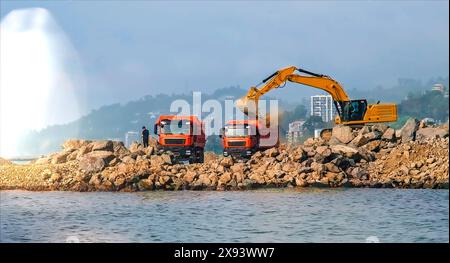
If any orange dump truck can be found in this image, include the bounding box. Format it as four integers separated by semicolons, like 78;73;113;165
220;119;279;159
153;115;206;163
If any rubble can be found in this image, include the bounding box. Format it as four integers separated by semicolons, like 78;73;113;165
0;118;448;191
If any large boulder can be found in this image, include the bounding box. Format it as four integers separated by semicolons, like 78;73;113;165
400;118;419;142
332;125;354;144
372;124;389;133
381;128;396;141
150;154;172;166
264;147;279;157
350;134;369;147
363;131;382;141
220;157;234;168
112;141;130;157
330;144;359;159
129;142;145;153
79;156;106;173
51;152;71;164
78;150;115;173
91;140;114;152
416;128;449;140
62;139;91;151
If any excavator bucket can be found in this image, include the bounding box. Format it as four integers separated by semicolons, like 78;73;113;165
235;96;258;118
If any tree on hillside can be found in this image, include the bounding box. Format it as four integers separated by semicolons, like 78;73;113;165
398;90;449;122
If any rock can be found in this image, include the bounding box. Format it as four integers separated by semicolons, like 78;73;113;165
350;134;369;147
264;148;279;157
145;146;155;156
49;173;62;183
220;157;234;168
325;163;341;173
364;140;381;152
330;145;359;158
138;179;154;190
129;142;144;153
183;171;197;184
303;138;316;147
219;172;232;185
0;157;13;166
372;124;389;133
88;174;102;187
109;158;120;166
350;167;369;180
76;145;92;158
230;163;245;173
327;136;341;146
357;148;375;162
416;128;449;140
332;125;354;144
51;152;71;164
79;151;115;173
150;154;172;166
292;148;306;162
66;150;79;161
315;146;332;158
364;131;382;141
79;156;106;173
84;151;115;164
249;173;265;184
35;157;51;165
401;118;419;142
91;140;114;152
358;126;371;136
161;154;172;165
298;167;313;173
113;142;131;157
62;139;91;152
395;129;402;139
121;156;135;164
382;128;395;141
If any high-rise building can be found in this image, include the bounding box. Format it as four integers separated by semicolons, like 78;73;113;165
310;95;336;122
286;120;306;144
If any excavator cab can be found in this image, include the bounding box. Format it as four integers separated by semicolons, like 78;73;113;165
339;100;367;122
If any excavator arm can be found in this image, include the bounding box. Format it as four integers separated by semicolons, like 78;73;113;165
236;66;350;117
236;66;397;125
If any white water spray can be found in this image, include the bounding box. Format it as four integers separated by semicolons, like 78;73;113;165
0;8;85;158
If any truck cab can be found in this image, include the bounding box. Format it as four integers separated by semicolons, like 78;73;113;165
220;119;278;159
154;115;206;163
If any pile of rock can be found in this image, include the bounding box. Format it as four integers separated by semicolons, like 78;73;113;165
0;158;12;166
0;118;448;191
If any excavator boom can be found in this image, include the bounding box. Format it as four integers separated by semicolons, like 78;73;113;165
236;66;397;125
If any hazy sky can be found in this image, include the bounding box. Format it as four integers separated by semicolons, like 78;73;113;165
1;0;449;111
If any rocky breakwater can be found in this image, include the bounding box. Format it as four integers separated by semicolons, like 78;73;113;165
0;118;448;191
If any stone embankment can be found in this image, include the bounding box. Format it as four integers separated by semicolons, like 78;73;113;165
0;118;448;191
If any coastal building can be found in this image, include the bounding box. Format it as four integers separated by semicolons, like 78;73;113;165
310;95;336;122
286;120;306;144
431;84;445;93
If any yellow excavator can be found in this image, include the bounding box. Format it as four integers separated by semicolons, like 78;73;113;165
236;66;398;138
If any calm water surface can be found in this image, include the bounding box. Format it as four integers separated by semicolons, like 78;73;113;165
1;188;448;242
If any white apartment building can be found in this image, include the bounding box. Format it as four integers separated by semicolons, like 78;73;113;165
286;120;306;144
310;95;336;122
